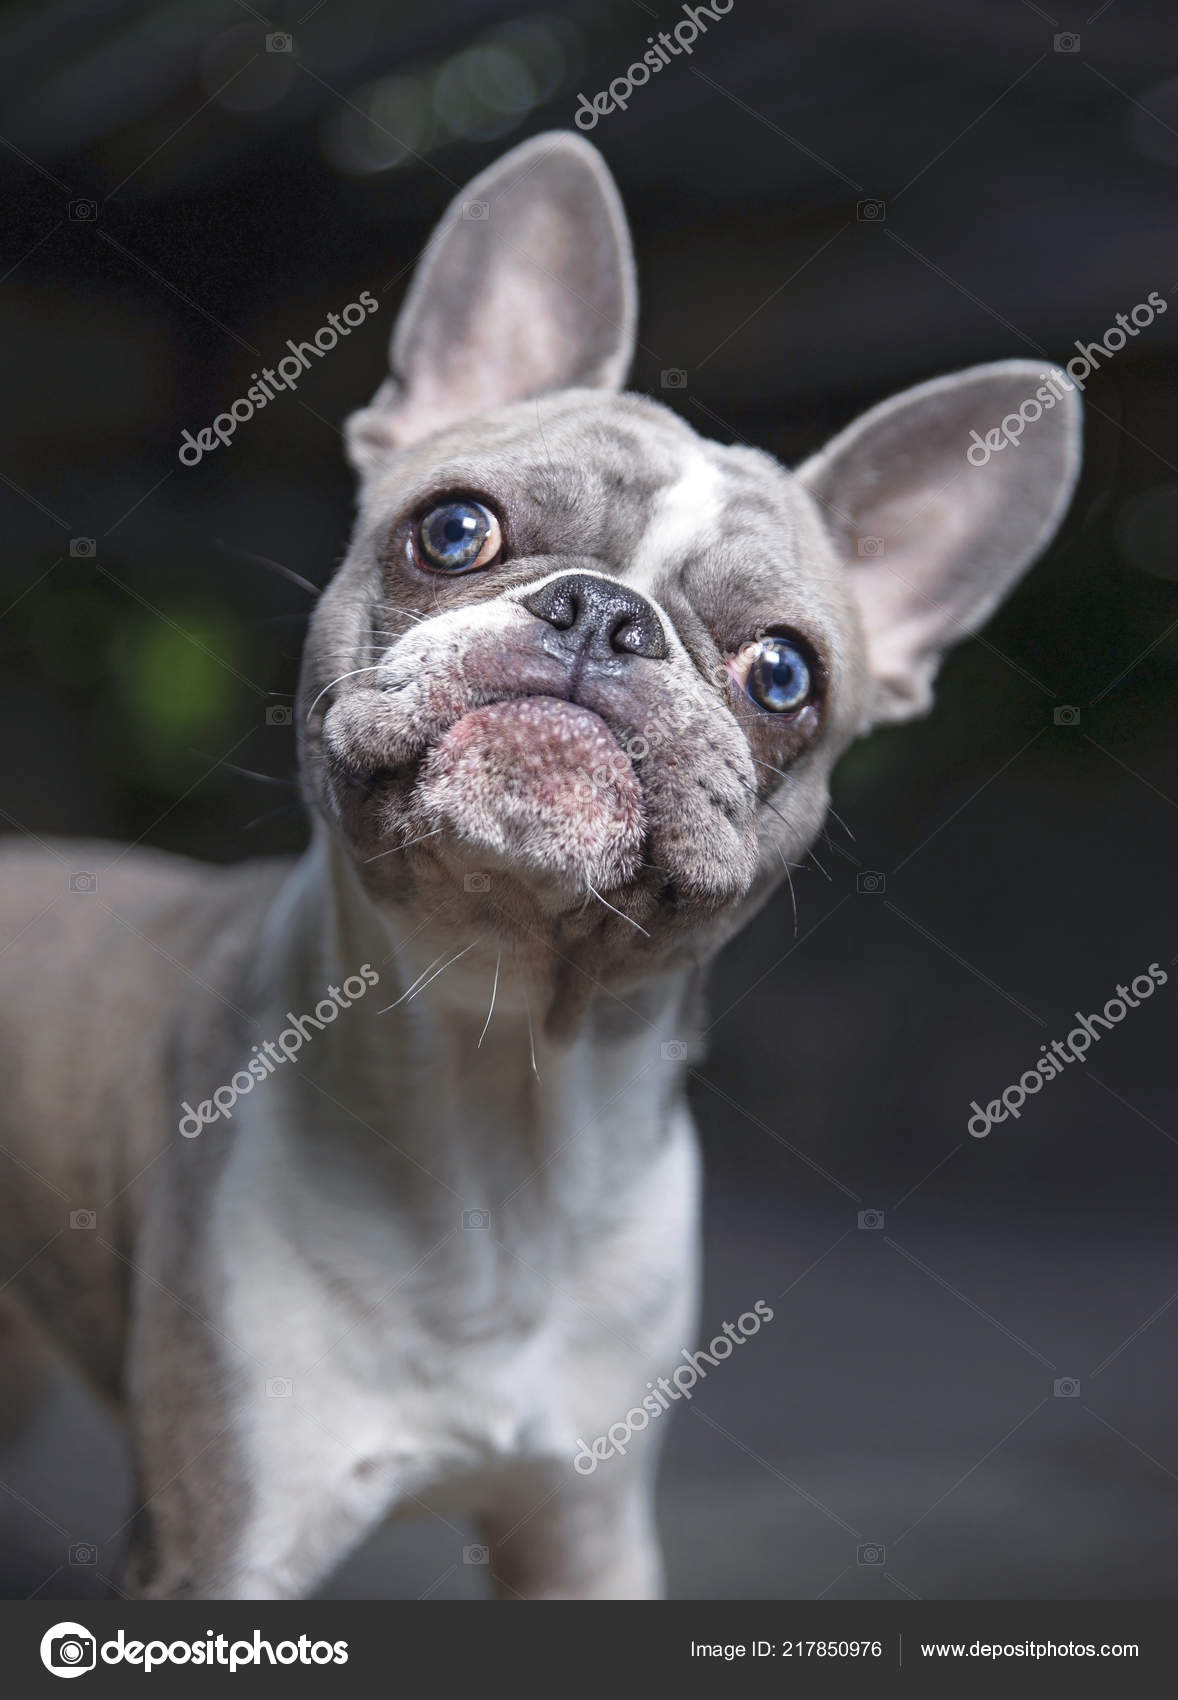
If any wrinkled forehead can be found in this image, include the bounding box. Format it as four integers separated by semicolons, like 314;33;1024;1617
359;390;847;628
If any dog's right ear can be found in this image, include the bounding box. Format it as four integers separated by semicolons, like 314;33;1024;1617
347;132;636;474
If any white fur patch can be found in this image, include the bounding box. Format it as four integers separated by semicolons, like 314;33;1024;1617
626;443;726;594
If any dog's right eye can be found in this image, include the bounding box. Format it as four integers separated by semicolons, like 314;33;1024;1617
411;500;502;574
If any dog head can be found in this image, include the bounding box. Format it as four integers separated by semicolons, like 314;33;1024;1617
299;133;1080;991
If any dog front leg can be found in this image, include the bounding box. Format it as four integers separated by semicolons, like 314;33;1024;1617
479;1460;664;1600
120;1292;401;1600
121;1407;403;1601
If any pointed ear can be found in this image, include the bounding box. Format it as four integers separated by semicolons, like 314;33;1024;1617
798;360;1082;725
347;132;636;473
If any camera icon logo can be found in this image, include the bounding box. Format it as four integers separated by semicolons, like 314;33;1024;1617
69;1210;96;1230
660;368;688;389
857;1542;886;1565
462;1208;491;1230
266;1377;293;1397
856;871;885;895
856;198;886;222
70;538;96;558
68;1543;98;1566
1054;32;1080;52
464;872;490;893
265;705;293;726
1054;1376;1080;1398
462;200;489;221
858;1209;884;1230
463;1543;490;1564
266;31;293;52
660;1040;688;1061
40;1622;96;1677
68;200;98;222
1053;705;1080;726
69;872;96;894
857;535;885;557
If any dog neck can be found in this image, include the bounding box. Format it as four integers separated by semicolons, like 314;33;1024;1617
251;823;699;1210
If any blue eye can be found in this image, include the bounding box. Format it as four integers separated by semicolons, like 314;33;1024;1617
745;636;812;714
414;500;502;573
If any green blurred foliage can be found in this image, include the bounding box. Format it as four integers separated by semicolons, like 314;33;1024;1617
105;610;247;794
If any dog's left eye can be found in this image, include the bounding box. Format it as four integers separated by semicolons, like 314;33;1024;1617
744;636;812;713
412;500;502;573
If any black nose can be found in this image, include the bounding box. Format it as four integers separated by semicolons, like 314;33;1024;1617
520;573;668;661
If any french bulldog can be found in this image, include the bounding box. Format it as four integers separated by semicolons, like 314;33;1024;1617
0;131;1080;1599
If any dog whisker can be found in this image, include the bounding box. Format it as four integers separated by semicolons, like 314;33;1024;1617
244;803;301;832
219;761;297;789
363;827;443;865
807;847;832;881
304;664;383;724
817;826;859;869
478;951;501;1049
378;949;448;1012
737;763;809;922
404;940;479;1004
777;850;799;937
215;540;320;598
379;941;478;1013
735;773;794;836
535;397;558;477
585;883;650;937
523;981;540;1082
749;757;856;842
824;803;856;841
373;605;426;626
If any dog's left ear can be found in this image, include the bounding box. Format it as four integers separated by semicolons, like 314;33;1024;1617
798;360;1082;725
347;132;636;473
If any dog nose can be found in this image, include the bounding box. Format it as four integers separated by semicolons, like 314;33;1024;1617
520;573;668;661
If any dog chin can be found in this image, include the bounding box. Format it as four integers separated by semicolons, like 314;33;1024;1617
409;695;646;896
324;684;759;922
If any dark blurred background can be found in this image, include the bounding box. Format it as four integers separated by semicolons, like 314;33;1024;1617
2;0;1177;1601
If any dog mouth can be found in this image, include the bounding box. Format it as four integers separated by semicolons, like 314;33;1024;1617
322;665;762;920
409;695;647;892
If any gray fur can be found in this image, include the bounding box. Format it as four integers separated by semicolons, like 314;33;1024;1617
0;131;1080;1599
